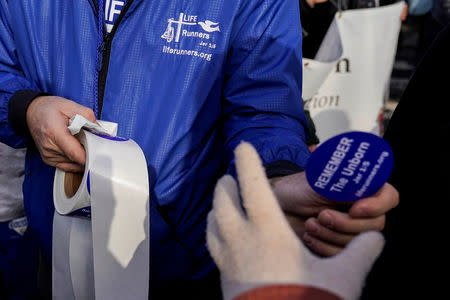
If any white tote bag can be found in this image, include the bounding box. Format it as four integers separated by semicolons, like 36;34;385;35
302;2;404;142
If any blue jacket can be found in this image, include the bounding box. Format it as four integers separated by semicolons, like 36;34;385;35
0;0;310;286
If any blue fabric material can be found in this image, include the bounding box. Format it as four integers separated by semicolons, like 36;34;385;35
0;0;310;284
0;221;23;278
0;223;40;299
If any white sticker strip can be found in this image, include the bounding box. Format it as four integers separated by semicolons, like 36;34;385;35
68;114;118;137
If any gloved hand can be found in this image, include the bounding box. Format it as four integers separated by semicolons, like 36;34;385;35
207;142;385;300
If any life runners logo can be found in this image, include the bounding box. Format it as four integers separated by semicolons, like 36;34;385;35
161;12;219;62
161;12;220;43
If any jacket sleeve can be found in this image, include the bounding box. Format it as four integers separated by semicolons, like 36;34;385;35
233;285;342;300
0;0;41;148
222;0;311;176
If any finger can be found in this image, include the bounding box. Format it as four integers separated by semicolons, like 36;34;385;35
41;141;77;161
271;172;333;216
54;162;85;173
349;183;399;218
79;106;97;123
54;128;87;166
212;175;246;241
44;153;78;165
302;232;344;257
318;209;385;234
39;144;68;165
41;146;84;170
305;218;354;247
332;231;385;277
401;4;408;21
322;231;385;300
38;142;83;172
206;211;226;268
234;142;284;224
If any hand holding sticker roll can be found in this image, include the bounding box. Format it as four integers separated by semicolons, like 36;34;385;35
26;96;97;172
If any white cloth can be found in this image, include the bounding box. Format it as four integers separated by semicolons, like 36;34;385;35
303;2;404;142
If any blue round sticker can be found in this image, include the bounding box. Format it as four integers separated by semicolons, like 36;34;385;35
92;132;129;141
305;131;393;202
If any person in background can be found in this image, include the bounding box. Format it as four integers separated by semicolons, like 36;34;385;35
207;142;385;300
300;0;408;59
417;0;450;61
304;110;320;152
364;21;450;300
299;0;407;148
298;2;408;298
431;0;450;27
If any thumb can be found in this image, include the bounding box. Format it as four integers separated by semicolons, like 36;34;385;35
234;142;285;225
61;99;97;124
73;105;97;124
322;231;385;300
54;129;86;166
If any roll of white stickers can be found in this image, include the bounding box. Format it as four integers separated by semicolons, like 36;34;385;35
52;116;149;300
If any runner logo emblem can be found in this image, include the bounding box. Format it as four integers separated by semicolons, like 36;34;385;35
161;12;220;43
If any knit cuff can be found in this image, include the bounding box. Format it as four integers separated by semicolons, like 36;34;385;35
265;160;304;178
8;90;50;138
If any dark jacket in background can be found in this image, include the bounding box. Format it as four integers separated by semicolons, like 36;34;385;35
362;22;450;300
432;0;450;26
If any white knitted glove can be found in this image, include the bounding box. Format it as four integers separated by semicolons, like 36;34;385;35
207;142;385;300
